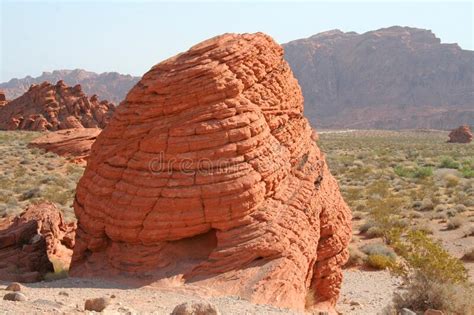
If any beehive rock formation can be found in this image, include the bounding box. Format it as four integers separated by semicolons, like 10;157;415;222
447;125;473;143
71;33;351;312
29;128;101;163
0;202;76;282
0;81;115;131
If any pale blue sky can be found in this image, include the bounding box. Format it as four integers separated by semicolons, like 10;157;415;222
1;0;472;82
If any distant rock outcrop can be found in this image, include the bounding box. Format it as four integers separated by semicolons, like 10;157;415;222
70;33;351;313
284;26;474;129
0;81;115;131
0;69;139;104
0;202;76;283
447;125;473;143
0;91;6;107
29;128;101;162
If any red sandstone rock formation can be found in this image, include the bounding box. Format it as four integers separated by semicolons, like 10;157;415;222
0;81;115;131
29;128;101;162
447;125;473;143
0;202;76;282
70;33;351;313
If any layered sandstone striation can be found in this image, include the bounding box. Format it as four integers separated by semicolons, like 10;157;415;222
448;125;473;143
29;128;101;162
0;81;115;131
71;33;351;312
0;202;76;282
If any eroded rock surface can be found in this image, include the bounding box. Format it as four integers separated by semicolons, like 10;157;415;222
29;128;101;162
0;202;76;282
0;81;115;131
71;32;351;312
0;90;6;107
447;125;473;143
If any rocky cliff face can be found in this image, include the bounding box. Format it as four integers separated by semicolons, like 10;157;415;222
70;32;351;313
0;69;139;104
0;81;115;131
284;26;474;129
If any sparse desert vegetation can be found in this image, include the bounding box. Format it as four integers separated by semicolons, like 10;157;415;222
0;131;83;221
1;129;473;314
319;129;474;314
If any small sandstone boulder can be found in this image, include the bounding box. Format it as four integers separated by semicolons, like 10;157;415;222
424;310;444;315
29;128;100;163
84;297;110;312
3;292;27;302
171;301;221;315
447;125;473;143
5;282;23;292
0;202;76;283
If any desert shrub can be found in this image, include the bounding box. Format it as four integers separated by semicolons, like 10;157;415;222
418;198;434;211
446;217;463;230
434;204;447;212
392;273;474;314
413;166;433;178
394;165;411;178
444;173;460;187
391;230;467;283
460;166;474;178
439;157;460;169
359;221;376;234
454;204;467;213
462;248;474;262
345;245;367;267
365;254;395;270
463;226;474;237
413;223;433;235
361;243;396;260
366;226;384;238
394;165;432;178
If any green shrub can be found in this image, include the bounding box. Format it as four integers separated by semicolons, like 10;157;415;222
365;254;395;270
413;166;433;178
391;230;467;283
439;157;460;169
460;166;474;178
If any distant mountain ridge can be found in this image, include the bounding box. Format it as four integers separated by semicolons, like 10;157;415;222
2;27;473;130
283;26;474;129
0;69;140;104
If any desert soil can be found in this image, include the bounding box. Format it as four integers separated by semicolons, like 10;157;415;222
0;269;398;315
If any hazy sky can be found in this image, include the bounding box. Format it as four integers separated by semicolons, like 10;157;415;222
1;0;472;82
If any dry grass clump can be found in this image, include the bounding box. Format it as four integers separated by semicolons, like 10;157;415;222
345;245;367;267
446;216;464;230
